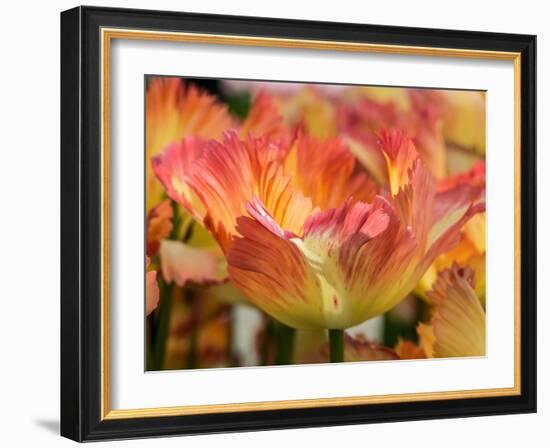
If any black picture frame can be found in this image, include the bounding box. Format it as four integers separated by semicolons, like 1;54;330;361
61;5;536;442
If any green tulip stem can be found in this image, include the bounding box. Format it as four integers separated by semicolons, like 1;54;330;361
186;327;198;369
150;279;173;370
329;329;344;363
275;322;295;365
148;200;182;371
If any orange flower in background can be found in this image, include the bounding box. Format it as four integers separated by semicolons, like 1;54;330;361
395;323;435;359
159;240;227;287
394;339;426;360
400;264;485;360
337;89;449;184
145;256;159;316
340;334;398;362
240;91;289;141
148;86;289;205
407;89;448;179
417;161;486;301
146;199;173;256
145;78;233;212
441;91;486;155
280;86;338;139
426;264;486;357
337;96;405;184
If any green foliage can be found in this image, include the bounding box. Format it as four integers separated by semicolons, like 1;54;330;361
226;92;251;119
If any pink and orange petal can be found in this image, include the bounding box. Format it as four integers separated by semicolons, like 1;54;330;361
145;256;160;316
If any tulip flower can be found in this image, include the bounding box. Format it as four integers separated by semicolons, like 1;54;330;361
223;131;484;335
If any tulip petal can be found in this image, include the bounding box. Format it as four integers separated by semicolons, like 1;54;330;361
394;339;426;360
284;135;377;209
151;137;207;222
341;334;399;362
416;322;436;358
282;87;337;139
441;91;486;155
320;333;398;362
394;322;435;359
432;161;486;227
188;131;314;250
240;91;287;141
145;256;159;316
337;99;409;185
428;264;486;357
345;137;388;185
228;196;398;329
378;129;419;195
423;201;486;274
159;240;227;287
227;216;325;329
407;89;448;179
146;199;173;256
415;162;486;301
391;160;436;246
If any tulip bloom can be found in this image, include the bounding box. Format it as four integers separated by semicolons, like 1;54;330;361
224;131;484;329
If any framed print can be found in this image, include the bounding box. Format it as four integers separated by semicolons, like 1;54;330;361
60;6;537;442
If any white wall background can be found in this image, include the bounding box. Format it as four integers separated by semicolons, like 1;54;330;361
0;0;546;446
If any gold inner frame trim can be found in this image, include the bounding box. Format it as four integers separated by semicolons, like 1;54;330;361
100;27;522;420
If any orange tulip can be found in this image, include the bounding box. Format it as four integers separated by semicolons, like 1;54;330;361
222;131;484;329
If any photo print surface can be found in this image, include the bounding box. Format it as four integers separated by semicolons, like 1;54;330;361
144;76;486;371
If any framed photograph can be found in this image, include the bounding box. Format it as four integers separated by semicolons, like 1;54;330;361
60;6;536;442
